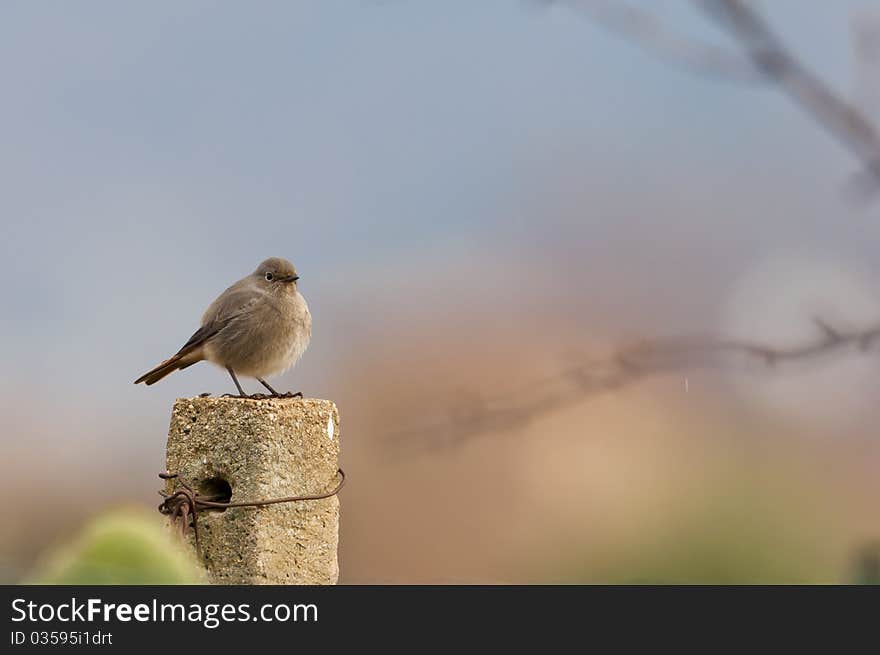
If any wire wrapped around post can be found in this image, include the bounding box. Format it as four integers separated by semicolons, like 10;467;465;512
158;469;345;553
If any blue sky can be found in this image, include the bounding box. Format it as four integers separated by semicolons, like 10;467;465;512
2;0;879;451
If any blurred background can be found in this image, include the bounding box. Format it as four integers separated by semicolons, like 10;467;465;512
3;0;880;583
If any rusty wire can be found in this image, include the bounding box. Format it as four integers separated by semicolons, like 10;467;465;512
158;469;345;552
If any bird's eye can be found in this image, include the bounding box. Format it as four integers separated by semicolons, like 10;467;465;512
265;272;274;281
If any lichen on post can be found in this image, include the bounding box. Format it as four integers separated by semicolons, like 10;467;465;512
164;396;340;585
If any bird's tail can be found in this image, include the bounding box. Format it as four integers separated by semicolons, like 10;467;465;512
134;352;201;385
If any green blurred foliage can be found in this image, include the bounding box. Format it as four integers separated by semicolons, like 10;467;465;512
850;541;880;585
555;476;838;584
25;507;203;585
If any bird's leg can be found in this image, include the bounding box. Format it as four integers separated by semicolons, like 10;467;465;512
257;377;280;396
257;377;302;399
226;367;247;397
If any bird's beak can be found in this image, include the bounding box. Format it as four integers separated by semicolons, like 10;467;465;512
281;275;299;283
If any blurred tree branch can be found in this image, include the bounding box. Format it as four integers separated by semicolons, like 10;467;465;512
388;3;880;453
554;0;761;81
552;0;880;194
697;0;880;193
390;317;880;453
852;9;880;119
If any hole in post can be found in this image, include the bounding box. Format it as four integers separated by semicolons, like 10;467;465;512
198;477;232;512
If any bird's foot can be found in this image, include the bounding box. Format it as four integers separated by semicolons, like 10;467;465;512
218;391;302;399
251;391;302;399
199;392;212;398
254;377;301;398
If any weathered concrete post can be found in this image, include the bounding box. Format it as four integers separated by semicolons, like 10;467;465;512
164;396;340;584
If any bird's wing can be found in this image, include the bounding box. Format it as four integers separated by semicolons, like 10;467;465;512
174;324;219;356
175;285;263;356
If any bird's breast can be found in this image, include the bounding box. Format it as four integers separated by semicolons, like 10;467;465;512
263;293;311;374
205;291;311;377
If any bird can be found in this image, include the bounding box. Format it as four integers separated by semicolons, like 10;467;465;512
134;257;311;397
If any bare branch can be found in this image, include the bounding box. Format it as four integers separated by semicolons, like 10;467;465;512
549;0;880;193
558;0;761;82
396;2;880;454
388;318;880;454
696;0;880;192
853;9;880;119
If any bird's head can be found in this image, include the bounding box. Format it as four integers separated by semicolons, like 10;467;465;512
254;257;300;290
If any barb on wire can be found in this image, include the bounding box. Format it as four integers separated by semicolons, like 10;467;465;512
388;318;880;453
158;469;345;552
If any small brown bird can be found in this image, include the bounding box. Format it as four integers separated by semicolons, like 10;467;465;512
134;257;311;397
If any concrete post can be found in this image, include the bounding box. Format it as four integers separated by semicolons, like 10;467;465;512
164;396;340;585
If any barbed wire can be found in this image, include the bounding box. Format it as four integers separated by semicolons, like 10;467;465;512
388;318;880;453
